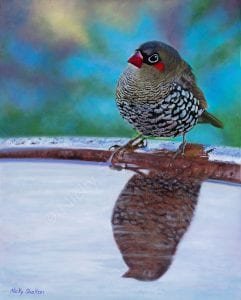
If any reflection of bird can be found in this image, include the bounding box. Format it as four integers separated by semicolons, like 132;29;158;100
116;41;223;152
112;170;203;281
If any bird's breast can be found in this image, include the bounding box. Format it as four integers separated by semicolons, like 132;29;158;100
116;68;168;102
116;80;204;137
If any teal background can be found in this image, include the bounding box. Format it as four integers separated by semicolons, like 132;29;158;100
0;0;240;146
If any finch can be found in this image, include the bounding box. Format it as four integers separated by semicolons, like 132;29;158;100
116;41;223;150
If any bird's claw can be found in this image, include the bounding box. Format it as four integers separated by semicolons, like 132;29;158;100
108;135;147;169
109;144;120;151
172;140;187;160
135;137;147;149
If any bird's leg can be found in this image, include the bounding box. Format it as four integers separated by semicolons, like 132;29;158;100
108;134;147;168
180;133;187;155
109;134;147;151
127;134;147;150
173;133;187;159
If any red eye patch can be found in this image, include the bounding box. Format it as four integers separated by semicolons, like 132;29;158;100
154;62;165;72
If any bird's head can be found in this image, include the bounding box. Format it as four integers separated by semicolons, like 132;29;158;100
128;41;182;74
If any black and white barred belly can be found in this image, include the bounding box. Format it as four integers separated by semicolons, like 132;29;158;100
116;83;204;137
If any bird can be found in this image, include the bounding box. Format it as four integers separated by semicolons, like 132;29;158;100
115;40;223;154
112;168;204;281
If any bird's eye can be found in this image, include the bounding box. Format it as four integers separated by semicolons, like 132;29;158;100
148;53;159;64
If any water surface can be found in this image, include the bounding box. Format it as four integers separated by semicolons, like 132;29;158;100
0;161;241;299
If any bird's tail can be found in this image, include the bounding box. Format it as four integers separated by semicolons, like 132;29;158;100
199;111;224;128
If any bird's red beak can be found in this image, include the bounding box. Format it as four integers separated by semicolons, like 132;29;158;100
128;51;143;68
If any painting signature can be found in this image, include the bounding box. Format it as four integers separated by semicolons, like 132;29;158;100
10;288;45;296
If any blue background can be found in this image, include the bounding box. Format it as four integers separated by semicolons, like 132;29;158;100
0;0;240;146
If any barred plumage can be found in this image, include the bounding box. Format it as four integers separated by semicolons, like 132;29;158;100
117;81;204;137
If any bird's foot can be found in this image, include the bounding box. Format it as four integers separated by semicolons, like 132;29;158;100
109;135;147;151
109;144;121;151
173;140;187;159
171;143;209;163
108;135;147;170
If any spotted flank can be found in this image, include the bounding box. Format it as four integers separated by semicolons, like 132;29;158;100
116;83;204;138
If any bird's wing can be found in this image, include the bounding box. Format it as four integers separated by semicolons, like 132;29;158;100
180;62;207;109
179;62;223;128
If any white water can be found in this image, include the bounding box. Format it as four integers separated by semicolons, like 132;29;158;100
0;161;241;300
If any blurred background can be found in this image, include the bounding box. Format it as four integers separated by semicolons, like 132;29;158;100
0;0;240;147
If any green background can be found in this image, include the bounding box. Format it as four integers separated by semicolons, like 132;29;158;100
0;0;240;146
